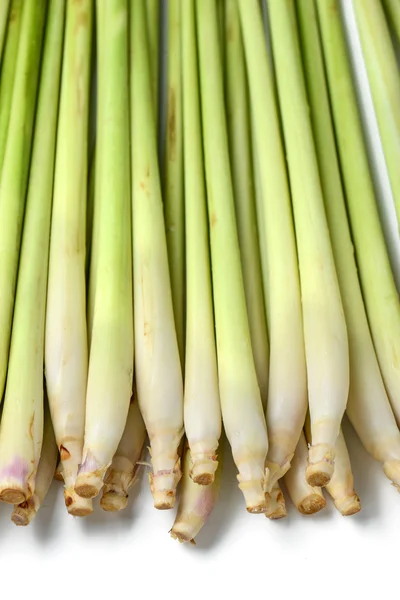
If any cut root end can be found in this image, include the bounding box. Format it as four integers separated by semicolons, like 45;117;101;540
0;489;27;505
11;507;35;526
100;491;128;512
298;493;326;515
383;460;400;490
189;454;218;486
333;494;361;516
306;460;334;488
265;490;287;520
152;489;176;510
170;526;196;544
74;472;104;499
64;488;93;517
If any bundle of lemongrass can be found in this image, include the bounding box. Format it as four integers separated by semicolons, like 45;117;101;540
0;0;398;545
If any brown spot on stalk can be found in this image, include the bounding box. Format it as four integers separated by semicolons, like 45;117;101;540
167;88;177;160
210;212;218;228
65;495;73;507
29;413;35;440
60;445;71;461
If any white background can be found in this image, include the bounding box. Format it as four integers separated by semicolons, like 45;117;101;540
3;1;400;598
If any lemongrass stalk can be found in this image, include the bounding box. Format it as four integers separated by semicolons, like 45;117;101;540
170;441;223;544
382;0;400;43
130;0;183;510
0;0;61;506
0;0;10;64
100;398;147;512
267;0;349;487
296;0;400;490
224;0;269;407
181;0;221;485
0;0;23;174
54;461;63;482
45;0;93;517
197;0;268;513
265;481;287;520
85;146;96;282
75;0;134;500
164;0;184;363
86;143;98;349
317;0;400;425
325;429;361;516
146;0;159;124
237;0;307;491
354;0;400;229
11;398;58;526
0;0;46;410
284;432;326;515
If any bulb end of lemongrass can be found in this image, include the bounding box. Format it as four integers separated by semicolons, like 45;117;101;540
11;506;36;527
74;473;104;499
100;491;129;512
238;480;267;514
333;494;361;516
169;526;197;544
11;501;37;526
298;493;326;515
265;488;287;520
306;444;335;487
0;488;27;505
188;448;218;485
149;458;182;510
265;458;293;492
64;488;93;516
382;460;400;489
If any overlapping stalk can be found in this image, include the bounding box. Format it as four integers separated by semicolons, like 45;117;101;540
297;0;400;490
382;0;400;43
0;0;46;411
181;0;221;486
12;398;58;526
237;0;307;492
197;0;268;513
0;0;23;174
75;0;134;500
164;0;184;362
0;0;47;504
354;0;400;230
316;0;400;430
325;429;360;516
170;443;222;543
100;397;146;512
224;0;269;408
146;0;160;123
0;0;10;64
45;0;93;516
267;0;349;487
130;0;184;510
284;432;326;515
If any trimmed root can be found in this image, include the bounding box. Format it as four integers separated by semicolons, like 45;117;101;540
0;488;27;505
149;457;182;510
265;458;293;493
64;488;93;516
170;526;196;544
383;460;400;490
306;443;335;487
298;493;326;515
100;490;128;512
265;486;287;520
190;453;218;486
333;493;361;516
74;472;104;499
11;503;36;526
